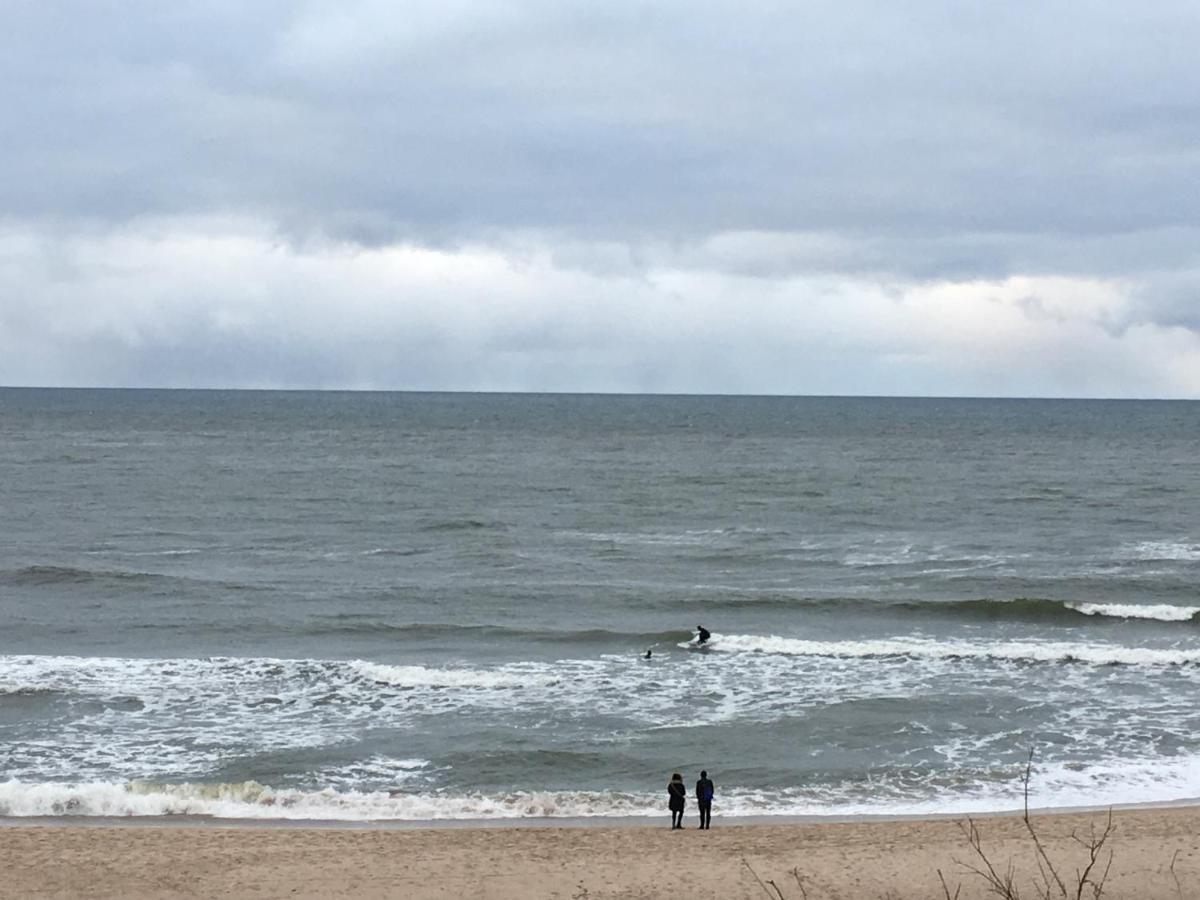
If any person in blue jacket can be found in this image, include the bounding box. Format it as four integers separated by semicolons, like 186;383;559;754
695;770;714;829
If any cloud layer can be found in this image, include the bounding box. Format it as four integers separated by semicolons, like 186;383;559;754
2;2;1198;395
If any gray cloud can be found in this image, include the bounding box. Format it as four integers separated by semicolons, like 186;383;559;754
1127;271;1200;332
2;2;1199;393
1;221;1196;397
5;3;1200;255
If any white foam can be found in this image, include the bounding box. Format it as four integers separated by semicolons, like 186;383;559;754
301;756;433;791
1068;602;1200;622
6;648;1200;801
0;780;660;820
6;753;1200;820
351;662;553;689
844;544;916;567
1122;540;1200;562
570;530;727;547
707;633;1200;667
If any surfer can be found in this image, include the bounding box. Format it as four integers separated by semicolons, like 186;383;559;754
696;625;711;645
644;648;652;659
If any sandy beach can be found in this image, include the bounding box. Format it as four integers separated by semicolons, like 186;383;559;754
3;806;1199;899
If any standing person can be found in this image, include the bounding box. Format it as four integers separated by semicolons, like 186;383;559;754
696;625;711;645
667;773;686;829
695;770;714;829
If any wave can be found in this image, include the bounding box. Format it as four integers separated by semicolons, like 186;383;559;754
351;662;557;689
0;780;661;820
305;620;689;645
0;653;585;704
701;633;1200;667
681;594;1200;624
0;565;176;587
1069;602;1200;622
6;753;1200;819
0;563;267;594
914;598;1200;624
1121;540;1200;562
0;779;660;820
419;519;506;533
570;527;778;547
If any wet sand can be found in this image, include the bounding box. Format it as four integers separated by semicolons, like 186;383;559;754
3;806;1200;898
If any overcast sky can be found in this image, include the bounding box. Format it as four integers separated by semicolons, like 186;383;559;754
2;1;1198;396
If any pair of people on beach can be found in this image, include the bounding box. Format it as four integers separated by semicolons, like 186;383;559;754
668;770;714;829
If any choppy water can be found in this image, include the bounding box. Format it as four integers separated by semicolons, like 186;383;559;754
1;389;1198;820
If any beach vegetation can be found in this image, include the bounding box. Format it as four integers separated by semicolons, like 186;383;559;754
954;749;1114;900
745;749;1133;900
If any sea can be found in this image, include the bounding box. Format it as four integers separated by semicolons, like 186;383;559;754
1;389;1198;822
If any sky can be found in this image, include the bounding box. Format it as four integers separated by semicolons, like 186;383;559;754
2;1;1199;396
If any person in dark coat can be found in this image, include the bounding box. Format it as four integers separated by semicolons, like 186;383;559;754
695;770;714;829
667;772;686;829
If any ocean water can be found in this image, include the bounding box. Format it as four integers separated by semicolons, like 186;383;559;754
1;389;1198;821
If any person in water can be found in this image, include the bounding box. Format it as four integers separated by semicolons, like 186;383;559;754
695;770;714;829
696;625;711;645
667;773;686;829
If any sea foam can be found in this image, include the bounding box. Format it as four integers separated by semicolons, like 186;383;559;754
1068;602;1200;622
703;634;1200;666
5;752;1200;821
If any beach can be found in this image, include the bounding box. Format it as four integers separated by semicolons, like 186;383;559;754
3;806;1199;899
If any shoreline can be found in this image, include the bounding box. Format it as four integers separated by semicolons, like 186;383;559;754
4;795;1199;830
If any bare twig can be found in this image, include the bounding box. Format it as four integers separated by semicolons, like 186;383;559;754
792;868;811;900
1023;748;1033;823
1020;750;1069;899
1067;808;1115;900
959;749;1120;900
1169;848;1184;900
938;868;962;900
791;867;810;900
958;817;1021;899
743;857;780;899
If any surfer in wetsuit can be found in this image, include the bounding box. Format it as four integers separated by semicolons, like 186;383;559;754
696;625;711;645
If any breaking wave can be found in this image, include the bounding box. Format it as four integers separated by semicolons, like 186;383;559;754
6;751;1200;820
0;780;660;820
683;595;1200;624
702;633;1200;667
929;598;1200;624
1068;602;1200;622
1121;541;1200;562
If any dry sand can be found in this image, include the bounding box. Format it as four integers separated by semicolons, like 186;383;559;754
3;806;1200;899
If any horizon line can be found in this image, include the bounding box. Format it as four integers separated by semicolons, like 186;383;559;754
0;385;1195;403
